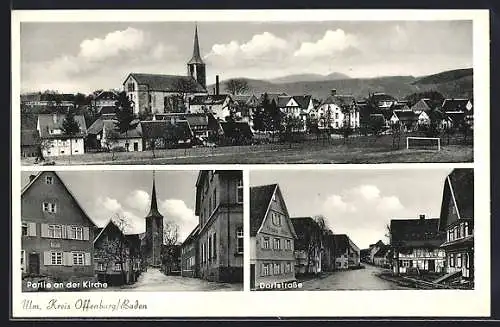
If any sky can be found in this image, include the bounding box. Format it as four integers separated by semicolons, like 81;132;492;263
250;168;455;249
21;170;199;242
20;20;472;93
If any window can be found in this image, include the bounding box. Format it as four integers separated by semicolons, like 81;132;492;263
262;263;270;276
273;263;281;275
213;233;217;259
114;263;122;271
285;262;291;273
127;83;135;92
236;228;243;254
457;253;462;268
286;239;292;250
263;237;270;249
237;179;243;204
449;254;455;267
207;236;211;262
271;212;281;226
464;222;469;236
21;250;25;272
42;202;57;213
460;223;465;238
274;238;281;250
72;252;84;266
48;225;62;238
51;252;63;265
22;223;27;236
68;226;83;240
448;229;453;242
272;193;276;202
45;176;53;184
97;262;106;271
213;188;217;210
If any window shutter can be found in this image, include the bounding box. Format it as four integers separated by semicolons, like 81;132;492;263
63;252;73;266
43;251;51;265
62;225;68;239
83;227;90;241
28;223;37;236
84;252;91;266
41;224;49;238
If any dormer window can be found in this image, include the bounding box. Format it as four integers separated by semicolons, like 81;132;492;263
49;129;62;135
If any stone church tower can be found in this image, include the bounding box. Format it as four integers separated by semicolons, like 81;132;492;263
144;172;164;267
187;24;206;89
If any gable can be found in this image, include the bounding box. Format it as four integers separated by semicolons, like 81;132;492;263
21;171;95;227
286;98;299;107
259;187;295;238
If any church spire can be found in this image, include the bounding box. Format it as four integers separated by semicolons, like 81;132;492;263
188;23;204;65
146;171;162;218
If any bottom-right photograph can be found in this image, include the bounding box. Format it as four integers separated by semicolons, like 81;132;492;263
249;168;474;291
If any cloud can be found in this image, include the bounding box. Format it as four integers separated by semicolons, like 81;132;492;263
79;27;146;62
376;195;404;211
126;190;150;212
323;194;357;213
96;196;122;212
293;29;358;58
159;199;198;241
206;31;289;66
353;185;381;201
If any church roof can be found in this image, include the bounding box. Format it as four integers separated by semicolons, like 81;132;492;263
146;174;163;218
187;25;204;65
126;73;206;93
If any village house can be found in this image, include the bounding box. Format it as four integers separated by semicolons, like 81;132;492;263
219;121;254;146
231;94;260;127
92;90;118;109
184;171;244;282
188;94;232;121
390;110;419;131
180;225;199;278
123;26;208;115
140;120;193;150
373;245;392;268
36;113;87;157
360;248;371;263
86;118;143;152
290;217;324;275
370;92;398;110
250;184;297;290
390;214;446;275
153;112;219;141
93;220;142;286
21;92;76;108
410;98;435;114
21;130;40;158
316;90;360;130
368;240;385;264
333;234;360;269
438;168;474;282
21;172;96;289
441;98;474;128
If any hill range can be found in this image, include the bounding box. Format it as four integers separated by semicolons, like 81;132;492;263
209;68;473;100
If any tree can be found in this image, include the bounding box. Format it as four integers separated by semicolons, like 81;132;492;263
225;78;250;95
368;115;386;140
339;105;354;145
61;109;81;164
405;90;444;108
391;121;403;150
161;221;180;275
114;91;135;151
172;78;199;113
94;214;134;285
102;129;120;161
36;139;52;163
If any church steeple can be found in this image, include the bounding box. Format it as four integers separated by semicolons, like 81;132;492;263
187;23;207;89
146;171;162;218
188;24;204;65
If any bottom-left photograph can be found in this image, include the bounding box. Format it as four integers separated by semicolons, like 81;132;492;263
19;170;244;292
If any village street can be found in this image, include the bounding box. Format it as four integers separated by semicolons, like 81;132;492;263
300;264;410;291
102;268;243;292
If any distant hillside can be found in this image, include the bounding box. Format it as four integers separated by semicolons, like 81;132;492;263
268;72;350;84
413;68;473;85
211;68;473;101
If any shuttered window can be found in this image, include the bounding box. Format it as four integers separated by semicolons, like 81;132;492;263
72;252;84;266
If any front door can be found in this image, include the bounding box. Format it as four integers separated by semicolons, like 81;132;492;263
428;259;435;272
28;253;40;275
134;142;139;151
250;264;255;290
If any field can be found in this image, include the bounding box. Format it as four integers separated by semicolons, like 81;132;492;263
22;134;473;165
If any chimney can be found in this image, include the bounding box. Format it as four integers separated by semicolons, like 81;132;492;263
215;75;220;95
331;89;337;96
419;214;425;221
29;174;37;182
213;87;216;95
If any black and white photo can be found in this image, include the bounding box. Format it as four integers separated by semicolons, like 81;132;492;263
20;170;244;292
20;20;474;165
249;168;474;291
